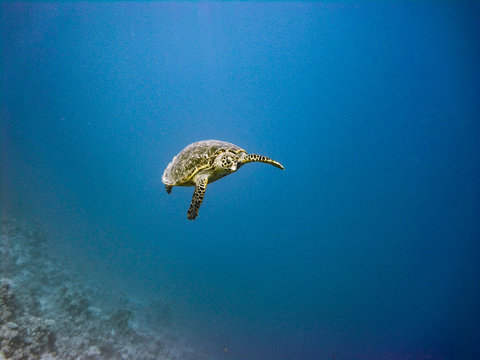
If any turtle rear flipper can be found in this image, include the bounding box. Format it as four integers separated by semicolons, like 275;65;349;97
187;175;208;220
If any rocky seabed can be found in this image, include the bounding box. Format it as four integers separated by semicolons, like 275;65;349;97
0;218;198;360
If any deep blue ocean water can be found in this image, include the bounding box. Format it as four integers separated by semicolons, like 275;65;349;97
1;2;480;359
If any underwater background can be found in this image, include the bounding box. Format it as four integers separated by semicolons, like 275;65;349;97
1;2;480;359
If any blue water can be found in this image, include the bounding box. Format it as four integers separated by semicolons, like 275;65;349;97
2;2;480;359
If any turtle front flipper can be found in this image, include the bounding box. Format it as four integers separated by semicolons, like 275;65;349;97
241;154;284;170
165;185;173;194
187;175;208;220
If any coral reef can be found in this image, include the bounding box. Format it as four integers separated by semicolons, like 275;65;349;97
0;218;197;359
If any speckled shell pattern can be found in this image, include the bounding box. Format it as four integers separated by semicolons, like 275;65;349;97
162;140;246;186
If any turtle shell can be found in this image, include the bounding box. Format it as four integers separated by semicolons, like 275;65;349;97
162;140;246;186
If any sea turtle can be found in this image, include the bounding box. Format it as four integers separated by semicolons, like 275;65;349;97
162;140;284;220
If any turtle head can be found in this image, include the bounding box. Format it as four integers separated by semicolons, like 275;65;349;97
214;152;238;173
